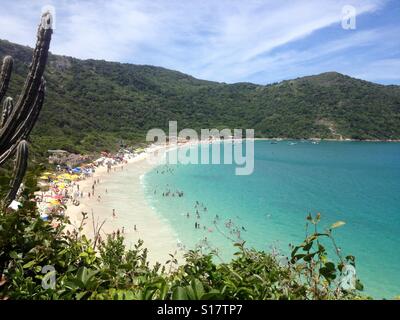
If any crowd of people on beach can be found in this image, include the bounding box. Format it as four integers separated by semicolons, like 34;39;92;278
35;150;135;223
33;141;250;260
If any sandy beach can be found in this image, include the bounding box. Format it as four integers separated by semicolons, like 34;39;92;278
62;138;242;265
65;145;185;265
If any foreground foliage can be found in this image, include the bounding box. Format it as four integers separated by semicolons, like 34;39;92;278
0;176;367;300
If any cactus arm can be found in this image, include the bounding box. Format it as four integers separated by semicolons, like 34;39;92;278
1;97;13;128
21;79;46;139
0;56;13;103
0;144;16;166
0;12;52;153
11;79;45;142
3;140;28;208
0;80;45;166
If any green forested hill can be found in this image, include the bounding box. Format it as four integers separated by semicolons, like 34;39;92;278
1;39;400;157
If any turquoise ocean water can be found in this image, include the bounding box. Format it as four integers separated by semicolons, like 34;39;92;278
143;141;400;298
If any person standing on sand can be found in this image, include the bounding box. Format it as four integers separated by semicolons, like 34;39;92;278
112;209;116;218
134;225;137;231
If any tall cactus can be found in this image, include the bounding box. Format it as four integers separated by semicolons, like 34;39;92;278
0;56;13;102
0;12;53;208
4;140;28;206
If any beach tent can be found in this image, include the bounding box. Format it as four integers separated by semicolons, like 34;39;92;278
40;213;49;221
8;200;21;210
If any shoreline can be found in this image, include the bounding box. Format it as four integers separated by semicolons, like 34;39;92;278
64;144;187;265
32;137;400;299
54;137;400;264
62;138;230;265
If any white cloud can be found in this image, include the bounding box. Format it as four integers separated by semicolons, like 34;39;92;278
227;28;393;82
0;0;396;84
353;59;400;81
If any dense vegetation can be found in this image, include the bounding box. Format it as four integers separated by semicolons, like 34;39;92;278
0;174;366;300
1;39;400;161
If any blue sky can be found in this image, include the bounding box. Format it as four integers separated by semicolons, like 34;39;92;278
0;0;399;85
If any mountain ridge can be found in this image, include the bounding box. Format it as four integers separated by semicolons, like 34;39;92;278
1;38;400;157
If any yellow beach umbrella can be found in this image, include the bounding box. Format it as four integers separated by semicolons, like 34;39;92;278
57;173;71;179
39;175;49;180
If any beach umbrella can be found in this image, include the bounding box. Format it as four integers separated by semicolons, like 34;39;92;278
58;173;72;179
52;195;63;200
39;175;49;180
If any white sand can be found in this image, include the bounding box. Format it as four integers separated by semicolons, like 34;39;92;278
64;138;242;265
65;145;185;265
